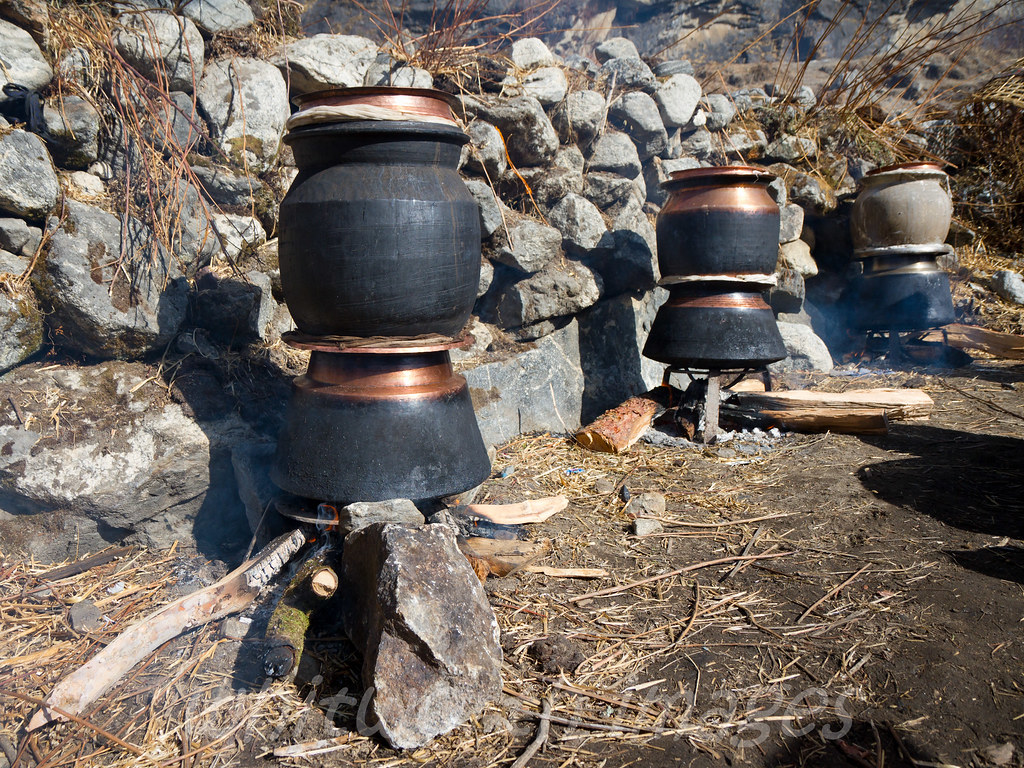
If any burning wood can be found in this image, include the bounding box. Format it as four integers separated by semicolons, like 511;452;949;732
925;323;1024;360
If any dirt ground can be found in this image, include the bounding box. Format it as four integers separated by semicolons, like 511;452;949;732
1;360;1022;768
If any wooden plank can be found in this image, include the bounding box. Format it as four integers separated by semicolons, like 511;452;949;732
726;387;932;421
721;406;890;434
936;323;1024;360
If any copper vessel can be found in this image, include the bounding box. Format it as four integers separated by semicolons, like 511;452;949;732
291;86;459;122
657;166;780;277
272;340;491;502
643;283;787;369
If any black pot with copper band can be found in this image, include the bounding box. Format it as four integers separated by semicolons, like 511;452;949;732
272;338;490;503
657;166;780;277
643;282;787;369
279;104;480;338
851;246;955;332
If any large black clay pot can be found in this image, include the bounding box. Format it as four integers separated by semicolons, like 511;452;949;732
272;343;491;502
657;166;780;278
643;283;787;369
852;247;955;331
279;114;481;338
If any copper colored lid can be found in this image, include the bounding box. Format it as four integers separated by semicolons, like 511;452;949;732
291;87;459;121
663;165;776;189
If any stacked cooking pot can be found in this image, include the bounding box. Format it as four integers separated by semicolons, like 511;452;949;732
643;166;787;370
271;87;491;503
849;162;955;332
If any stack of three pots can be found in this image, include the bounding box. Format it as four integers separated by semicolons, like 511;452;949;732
849;162;956;333
272;88;491;505
643;166;787;372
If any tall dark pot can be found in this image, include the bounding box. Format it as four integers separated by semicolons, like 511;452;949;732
657;166;780;278
852;246;955;331
279;89;481;337
272;342;491;502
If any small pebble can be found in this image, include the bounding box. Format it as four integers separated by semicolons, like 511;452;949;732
978;742;1015;767
633;517;664;536
594;478;615;494
220;616;251;640
716;447;737;459
500;465;516;478
107;580;126;594
620;485;631;502
769;427;781;438
624;492;667;519
68;599;102;633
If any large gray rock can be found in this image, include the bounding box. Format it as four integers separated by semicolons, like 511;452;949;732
159;179;221;274
779;239;817;277
464;320;584;446
493;216;562;273
609;91;667;160
769;321;833;374
192;162;270;209
548;193;608;251
362;56;432;88
595;37;640;62
197;57;289;172
512;164;582;207
521;66;567;106
655;74;702;128
211;212;266;263
584;172;644;211
339;499;424;534
341;523;502;749
144;91;204;156
0;217;41;257
599;57;657;93
992;270;1024;305
551;90;606;147
460;95;558;167
464;178;506;239
0;286;42;372
678;127;714;160
38;200;190;358
180;0;255;33
722;129;768;159
0;0;49;47
115;11;204;93
587;131;642;178
271;34;378;93
0;360;253;559
769;267;805;314
0;129;58;221
653;60;694;77
496;261;602;327
460;119;507;178
195;268;275;345
0;18;51;93
42;96;101;169
766;134;817;163
701;93;737;131
587;227;658;298
511;37;556;69
779;202;805;244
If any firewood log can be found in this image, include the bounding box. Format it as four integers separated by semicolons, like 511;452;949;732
575;387;676;453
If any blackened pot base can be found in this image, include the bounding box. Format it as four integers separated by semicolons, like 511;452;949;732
643;284;787;370
272;349;491;503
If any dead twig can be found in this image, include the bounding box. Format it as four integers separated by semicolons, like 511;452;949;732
510;695;552;768
797;564;871;623
569;552;793;602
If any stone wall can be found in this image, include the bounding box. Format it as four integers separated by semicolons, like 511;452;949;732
0;1;922;558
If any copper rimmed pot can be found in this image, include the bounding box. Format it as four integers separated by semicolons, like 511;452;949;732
272;340;491;502
657;166;780;277
643;283;787;369
278;88;481;338
851;245;955;331
850;162;952;254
